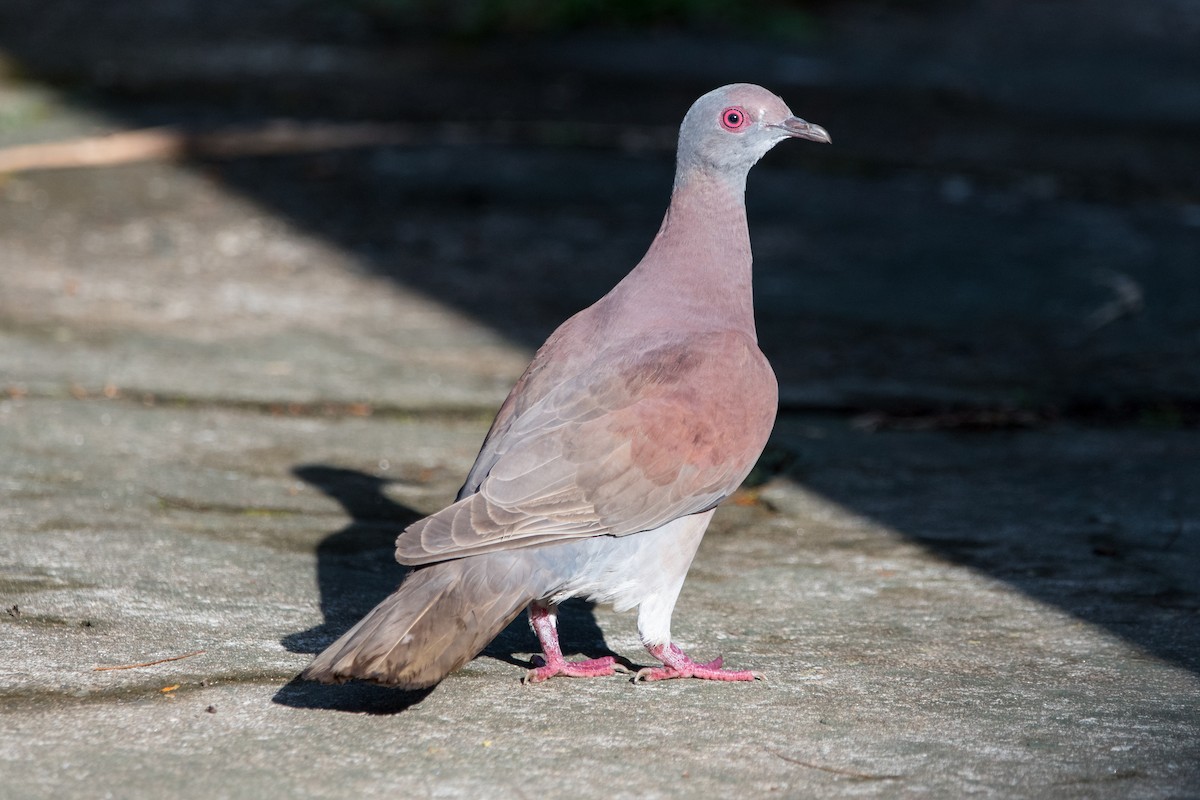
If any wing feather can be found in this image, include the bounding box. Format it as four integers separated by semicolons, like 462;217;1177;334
396;330;776;566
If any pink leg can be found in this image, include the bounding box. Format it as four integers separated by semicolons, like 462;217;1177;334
523;602;628;684
635;642;764;683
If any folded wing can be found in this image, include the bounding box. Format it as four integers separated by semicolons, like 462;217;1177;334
395;330;775;566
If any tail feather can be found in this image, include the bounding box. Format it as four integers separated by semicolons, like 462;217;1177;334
302;553;539;689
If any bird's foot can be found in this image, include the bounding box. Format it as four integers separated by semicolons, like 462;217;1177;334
523;654;629;684
634;644;764;683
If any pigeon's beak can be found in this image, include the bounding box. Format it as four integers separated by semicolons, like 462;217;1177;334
776;116;832;144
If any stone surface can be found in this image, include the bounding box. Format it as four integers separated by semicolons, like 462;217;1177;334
1;402;1197;798
0;1;1197;797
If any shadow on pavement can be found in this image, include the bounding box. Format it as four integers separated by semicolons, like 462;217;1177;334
281;466;418;658
276;464;624;710
273;675;436;715
272;465;427;711
759;426;1200;674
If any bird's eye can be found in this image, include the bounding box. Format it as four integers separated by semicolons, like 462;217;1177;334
720;107;748;132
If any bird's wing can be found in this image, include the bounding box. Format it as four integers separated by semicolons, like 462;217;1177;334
395;330;776;565
457;311;595;500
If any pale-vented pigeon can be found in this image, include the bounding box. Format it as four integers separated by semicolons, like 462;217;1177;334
303;83;830;688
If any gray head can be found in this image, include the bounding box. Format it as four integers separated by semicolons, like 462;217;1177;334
675;83;830;182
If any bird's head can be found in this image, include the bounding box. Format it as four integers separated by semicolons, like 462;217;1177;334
676;83;830;181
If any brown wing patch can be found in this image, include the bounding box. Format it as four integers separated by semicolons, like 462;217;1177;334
395;330;777;565
620;341;703;394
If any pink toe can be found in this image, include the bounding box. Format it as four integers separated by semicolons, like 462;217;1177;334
688;665;762;681
638;644;762;683
524;655;623;683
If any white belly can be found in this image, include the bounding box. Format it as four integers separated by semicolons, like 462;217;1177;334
532;509;715;646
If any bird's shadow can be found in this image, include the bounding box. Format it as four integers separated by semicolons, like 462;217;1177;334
272;464;621;713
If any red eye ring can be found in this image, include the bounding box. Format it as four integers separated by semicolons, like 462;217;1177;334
720;106;749;131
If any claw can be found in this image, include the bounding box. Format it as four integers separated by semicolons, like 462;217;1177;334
523;667;550;685
633;667;667;683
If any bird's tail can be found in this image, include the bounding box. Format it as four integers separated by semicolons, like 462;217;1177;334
301;553;539;689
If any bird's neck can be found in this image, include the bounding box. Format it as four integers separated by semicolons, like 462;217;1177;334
610;169;757;339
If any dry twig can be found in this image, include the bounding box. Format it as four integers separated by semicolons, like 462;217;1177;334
0;122;415;174
93;650;206;672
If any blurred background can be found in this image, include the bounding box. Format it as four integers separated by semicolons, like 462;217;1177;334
2;0;1198;414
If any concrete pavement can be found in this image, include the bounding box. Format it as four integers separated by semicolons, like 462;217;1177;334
1;1;1198;797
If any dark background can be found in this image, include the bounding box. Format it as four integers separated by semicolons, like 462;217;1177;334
2;0;1197;414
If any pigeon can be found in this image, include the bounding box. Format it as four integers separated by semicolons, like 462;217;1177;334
302;83;830;688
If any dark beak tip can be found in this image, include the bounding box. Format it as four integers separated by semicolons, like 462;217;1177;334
777;117;832;145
